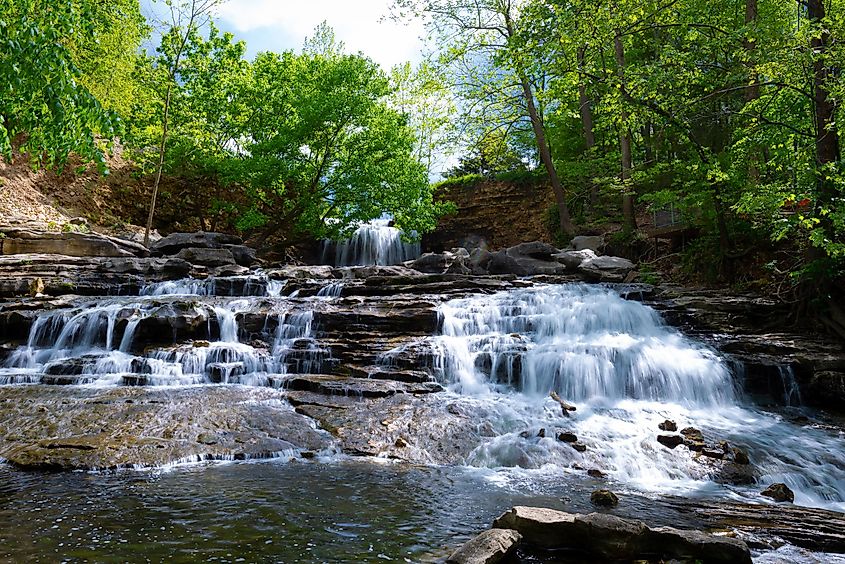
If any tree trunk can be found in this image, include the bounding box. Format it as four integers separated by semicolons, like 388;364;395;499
614;34;637;232
144;4;199;248
578;46;598;208
807;0;840;203
503;12;574;237
744;0;761;183
144;83;172;247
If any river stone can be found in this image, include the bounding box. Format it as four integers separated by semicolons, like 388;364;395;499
492;506;752;563
761;483;795;503
151;231;243;255
590;489;619;507
446;528;521;564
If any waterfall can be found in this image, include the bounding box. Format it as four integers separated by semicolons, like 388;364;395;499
323;219;420;266
435;284;736;404
0;295;330;387
428;284;845;510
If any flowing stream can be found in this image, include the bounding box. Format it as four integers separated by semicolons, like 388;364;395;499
422;285;845;510
1;278;844;561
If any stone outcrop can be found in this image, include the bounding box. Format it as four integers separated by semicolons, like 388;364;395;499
0;254;192;297
423;177;556;252
150;231;243;255
0;386;332;470
0;225;149;258
492;506;752;564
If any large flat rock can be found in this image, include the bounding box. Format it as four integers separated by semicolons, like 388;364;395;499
0;385;332;470
493;506;752;563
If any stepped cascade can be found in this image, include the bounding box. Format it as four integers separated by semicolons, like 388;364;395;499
1;273;844;533
322;219;421;266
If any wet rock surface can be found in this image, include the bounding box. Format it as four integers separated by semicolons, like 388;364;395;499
492;506;752;564
446;528;521;564
0;385;331;470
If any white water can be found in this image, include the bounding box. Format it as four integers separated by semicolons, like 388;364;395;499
426;285;845;511
323;219;420;266
3;279;844;514
0;295;329;387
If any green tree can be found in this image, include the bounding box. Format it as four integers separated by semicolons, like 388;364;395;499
0;0;143;171
237;25;445;245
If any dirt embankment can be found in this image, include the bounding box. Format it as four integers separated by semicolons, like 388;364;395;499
0;147;225;239
423;177;557;252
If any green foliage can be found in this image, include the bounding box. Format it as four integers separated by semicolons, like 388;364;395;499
125;22;446;243
0;0;146;172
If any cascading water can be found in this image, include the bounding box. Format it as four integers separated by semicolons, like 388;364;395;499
427;284;845;510
322;218;420;266
0;282;333;387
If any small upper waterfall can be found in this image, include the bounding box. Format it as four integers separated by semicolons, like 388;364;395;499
322;219;421;266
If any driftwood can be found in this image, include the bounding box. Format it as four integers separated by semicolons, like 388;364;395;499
550;391;576;416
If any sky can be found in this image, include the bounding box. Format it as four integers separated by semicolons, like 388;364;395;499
141;0;427;71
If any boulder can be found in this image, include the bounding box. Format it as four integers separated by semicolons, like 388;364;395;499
761;483;795;503
410;252;450;274
410;249;472;275
553;249;596;271
446;529;521;564
151;232;243;255
469;247;493;274
578;255;635;282
493;506;751;564
658;419;678;432
225;244;260;267
487;250;526;276
571;235;604;252
0;228;147;258
505;241;559;261
657;434;684;449
174;247;237;267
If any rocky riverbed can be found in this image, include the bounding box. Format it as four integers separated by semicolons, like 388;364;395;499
1;224;845;561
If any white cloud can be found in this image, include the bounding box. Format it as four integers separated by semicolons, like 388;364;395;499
215;0;425;70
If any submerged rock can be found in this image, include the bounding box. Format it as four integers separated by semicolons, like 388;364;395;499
590;489;619;508
0;386;332;470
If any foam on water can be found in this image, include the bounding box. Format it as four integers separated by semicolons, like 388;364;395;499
429;284;845;510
